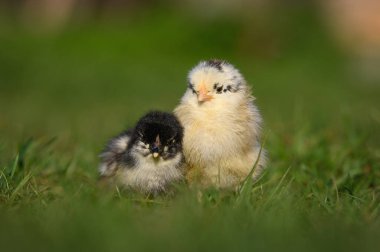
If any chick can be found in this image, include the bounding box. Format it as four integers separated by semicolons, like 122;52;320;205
99;111;185;195
174;60;267;188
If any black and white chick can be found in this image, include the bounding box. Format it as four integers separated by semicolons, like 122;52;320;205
174;60;267;188
99;111;185;195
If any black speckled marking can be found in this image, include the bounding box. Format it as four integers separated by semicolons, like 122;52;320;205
214;83;224;94
206;59;224;72
188;82;197;94
228;83;242;93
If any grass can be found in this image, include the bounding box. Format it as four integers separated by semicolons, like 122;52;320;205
0;7;380;252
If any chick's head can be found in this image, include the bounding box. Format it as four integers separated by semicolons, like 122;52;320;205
129;111;183;161
185;60;247;105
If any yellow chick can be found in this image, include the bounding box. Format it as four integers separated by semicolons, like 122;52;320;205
174;60;267;188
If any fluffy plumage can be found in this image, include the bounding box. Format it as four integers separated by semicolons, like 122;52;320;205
99;111;185;195
174;60;267;188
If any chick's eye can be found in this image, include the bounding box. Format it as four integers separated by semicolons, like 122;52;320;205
188;83;197;94
213;83;224;94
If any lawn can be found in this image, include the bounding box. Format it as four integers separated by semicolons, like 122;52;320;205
0;7;379;252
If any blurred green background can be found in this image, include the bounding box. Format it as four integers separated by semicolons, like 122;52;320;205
0;1;379;252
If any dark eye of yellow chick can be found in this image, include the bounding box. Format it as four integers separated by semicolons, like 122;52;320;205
188;83;197;94
213;83;235;94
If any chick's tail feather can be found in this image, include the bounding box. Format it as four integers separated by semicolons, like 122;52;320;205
99;130;132;177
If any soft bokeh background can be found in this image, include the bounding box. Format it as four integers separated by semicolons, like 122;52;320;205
0;1;379;252
1;0;379;146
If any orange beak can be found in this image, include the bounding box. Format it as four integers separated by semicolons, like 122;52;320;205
197;83;213;102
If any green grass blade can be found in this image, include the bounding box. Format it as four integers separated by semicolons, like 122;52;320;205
10;154;19;179
0;169;10;190
10;172;32;202
238;132;268;196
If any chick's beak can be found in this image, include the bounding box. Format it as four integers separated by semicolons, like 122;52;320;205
198;83;213;102
152;135;161;159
